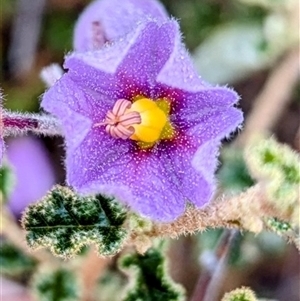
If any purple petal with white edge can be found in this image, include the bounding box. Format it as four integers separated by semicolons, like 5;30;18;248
67;21;178;97
73;0;168;51
171;87;240;122
42;76;92;151
116;21;178;90
66;128;132;189
156;31;209;91
185;107;243;143
71;137;188;221
72;134;216;221
191;140;221;182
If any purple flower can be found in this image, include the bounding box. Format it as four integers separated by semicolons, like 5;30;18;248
73;0;168;51
42;20;243;222
7;137;55;217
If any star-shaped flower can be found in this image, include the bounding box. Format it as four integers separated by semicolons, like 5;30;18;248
42;19;243;221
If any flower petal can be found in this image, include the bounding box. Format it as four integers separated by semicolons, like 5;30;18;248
66;128;218;221
66;128;132;189
41;76;93;151
171;87;240;119
73;0;168;51
67;21;180;97
156;33;209;91
185;107;243;143
70;137;188;221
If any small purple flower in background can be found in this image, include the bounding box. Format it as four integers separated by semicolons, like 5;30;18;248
42;15;243;222
6;136;55;217
73;0;168;51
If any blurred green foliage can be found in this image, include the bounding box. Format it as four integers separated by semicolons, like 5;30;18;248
32;267;81;301
0;164;15;203
0;240;37;276
43;12;75;53
218;148;254;193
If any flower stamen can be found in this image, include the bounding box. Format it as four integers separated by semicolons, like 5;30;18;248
98;99;142;140
98;97;174;145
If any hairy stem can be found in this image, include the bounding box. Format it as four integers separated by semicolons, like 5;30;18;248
2;110;62;137
148;185;286;239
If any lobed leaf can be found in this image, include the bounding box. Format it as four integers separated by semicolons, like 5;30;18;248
22;185;128;258
245;137;300;227
120;242;185;301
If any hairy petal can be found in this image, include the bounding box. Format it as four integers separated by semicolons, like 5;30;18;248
186;107;243;144
172;87;240;120
67;21;179;98
66;128;132;190
41;76;93;151
115;21;179;92
156;31;209;91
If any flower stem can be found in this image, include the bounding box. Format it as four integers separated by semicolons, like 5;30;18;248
2;110;62;137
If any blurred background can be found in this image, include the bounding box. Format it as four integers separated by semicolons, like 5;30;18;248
0;0;299;300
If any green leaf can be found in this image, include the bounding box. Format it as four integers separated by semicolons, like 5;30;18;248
245;137;300;227
22;185;128;259
0;240;37;276
32;267;81;301
120;242;185;301
265;218;299;249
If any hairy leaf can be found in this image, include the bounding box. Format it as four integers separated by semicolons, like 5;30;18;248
266;218;299;250
32;267;80;301
245;137;300;227
120;243;185;301
22;185;128;258
0;240;36;276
